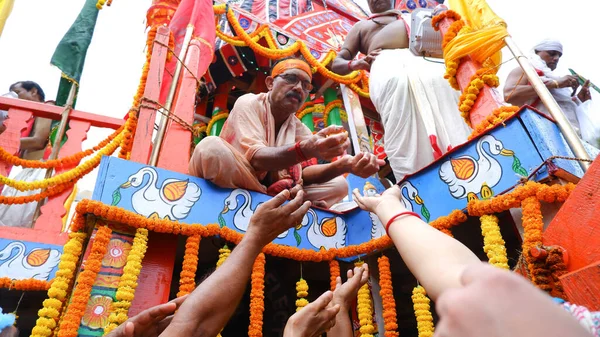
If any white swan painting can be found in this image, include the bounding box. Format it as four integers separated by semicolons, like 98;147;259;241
221;189;288;239
118;167;201;220
439;135;515;201
0;241;61;280
307;216;347;250
278;209;316;245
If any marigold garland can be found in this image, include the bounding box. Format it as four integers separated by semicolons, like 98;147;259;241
412;286;434;337
323;100;343;127
296;104;324;120
468;181;575;217
248;253;266;337
479;215;509;269
520;196;552;293
57;225;112;337
295;278;309;311
104;228;149;335
468;105;520;140
0;278;52;291
457;65;500;126
96;0;106;10
429;209;466;236
216;244;231;268
546;247;568;300
442;20;465;50
207;113;229;135
377;256;399;337
329;259;340;291
31;231;87;337
176;234;200;297
355;261;375;337
431;10;462;31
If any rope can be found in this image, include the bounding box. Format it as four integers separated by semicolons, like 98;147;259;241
153;40;204;89
524;155;594;183
140;97;200;137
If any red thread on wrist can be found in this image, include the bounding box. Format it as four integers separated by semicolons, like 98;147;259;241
385;211;421;235
295;141;308;161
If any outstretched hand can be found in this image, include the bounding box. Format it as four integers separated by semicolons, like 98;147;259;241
302;125;350;161
352;185;403;214
104;295;188;337
284;291;341;337
332;264;370;309
247;189;311;246
342;152;386;178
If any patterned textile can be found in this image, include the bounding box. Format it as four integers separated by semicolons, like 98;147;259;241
554;298;600;336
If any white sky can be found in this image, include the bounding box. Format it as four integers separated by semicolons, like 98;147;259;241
0;0;598;192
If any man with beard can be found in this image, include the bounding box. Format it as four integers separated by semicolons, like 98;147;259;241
504;39;592;135
331;2;470;182
190;57;384;208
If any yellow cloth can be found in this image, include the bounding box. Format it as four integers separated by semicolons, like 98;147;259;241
0;0;14;37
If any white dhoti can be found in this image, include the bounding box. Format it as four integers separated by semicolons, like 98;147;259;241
369;49;471;181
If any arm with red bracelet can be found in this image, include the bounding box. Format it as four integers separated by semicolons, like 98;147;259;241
352;186;480;300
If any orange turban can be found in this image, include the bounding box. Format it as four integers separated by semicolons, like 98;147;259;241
271;59;312;80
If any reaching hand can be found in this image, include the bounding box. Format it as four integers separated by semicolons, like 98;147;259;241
246;189;311;246
577;80;591;102
332;264;369;309
350;49;381;72
433;263;592;337
283;291;341;337
558;75;579;90
302;125;350;161
352;185;404;214
104;295;187;337
343;152;386;178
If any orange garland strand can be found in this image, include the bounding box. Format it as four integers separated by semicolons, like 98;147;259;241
468;106;520;140
429;209;466;236
431;10;462;31
0;278;52;291
57;225;112;337
248;253;266;337
378;256;399;337
546;247;568;299
521;196;552;293
329;259;340;291
178;235;200;297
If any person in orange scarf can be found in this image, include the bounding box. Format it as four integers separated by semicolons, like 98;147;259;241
189;57;384;208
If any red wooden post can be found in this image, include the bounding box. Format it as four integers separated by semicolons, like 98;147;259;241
0;106;32;190
130;26;170;164
35;119;91;232
561;262;600;311
437;17;504;127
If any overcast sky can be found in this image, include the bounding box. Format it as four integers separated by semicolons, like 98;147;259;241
0;0;598;191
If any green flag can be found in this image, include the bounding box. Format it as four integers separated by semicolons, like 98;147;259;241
51;0;99;107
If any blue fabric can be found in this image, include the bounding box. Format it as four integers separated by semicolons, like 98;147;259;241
0;308;16;332
552;297;566;305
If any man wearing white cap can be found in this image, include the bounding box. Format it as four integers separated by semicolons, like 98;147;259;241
504;38;592;135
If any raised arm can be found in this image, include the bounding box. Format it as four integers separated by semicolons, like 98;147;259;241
331;23;365;75
160;190;310;337
503;67;578;106
352;187;479;300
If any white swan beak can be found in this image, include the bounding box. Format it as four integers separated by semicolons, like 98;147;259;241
500;149;514;156
120;182;132;188
221;205;229;214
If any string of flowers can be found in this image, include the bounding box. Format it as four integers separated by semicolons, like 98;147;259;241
429;209;467;236
96;0;107;10
546;247;568;300
431;10;462;31
207;113;229;135
296;104;324;120
57;225;112;337
458;67;500;126
0;278;52;291
356;261;375;337
479;215;509;269
177;234;200;297
323;100;343;127
467;181;575;217
296;277;309;311
0;130;125;191
0;181;73;205
0;124;124;169
104;228;149;335
468;105;520;140
520;196;553;293
441;20;465;49
329;259;340;291
378;256;399;337
31;215;87;337
248;253;266;337
215;244;231;337
412;286;434;337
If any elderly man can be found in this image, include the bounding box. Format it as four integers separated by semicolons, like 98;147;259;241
190;57;384;208
330;2;470;182
504;39;592;135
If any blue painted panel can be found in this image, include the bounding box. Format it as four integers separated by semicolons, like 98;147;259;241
0;239;63;280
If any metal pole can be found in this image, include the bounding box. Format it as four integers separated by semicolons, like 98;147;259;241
31;83;77;225
504;36;591;172
149;24;194;166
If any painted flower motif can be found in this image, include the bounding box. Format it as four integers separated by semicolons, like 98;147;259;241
81;295;113;329
102;239;132;268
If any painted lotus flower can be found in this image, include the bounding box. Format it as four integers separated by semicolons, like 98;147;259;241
81;295;113;329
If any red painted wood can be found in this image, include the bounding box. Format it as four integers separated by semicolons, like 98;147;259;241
543;158;600;272
437;17;503;127
130;26;170;164
129;231;179;317
0;97;122;129
0;227;69;246
35;119;91;232
156;41;199;172
560;261;600;311
0;107;32;190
